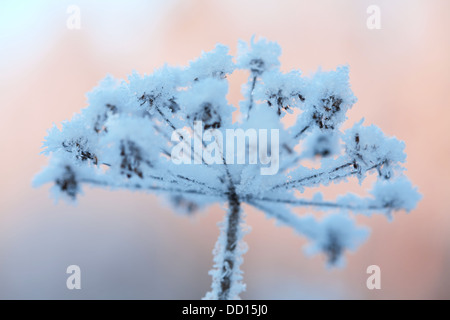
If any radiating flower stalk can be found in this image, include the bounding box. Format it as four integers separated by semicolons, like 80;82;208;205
34;37;421;299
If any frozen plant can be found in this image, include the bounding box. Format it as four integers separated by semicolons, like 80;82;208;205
34;37;421;300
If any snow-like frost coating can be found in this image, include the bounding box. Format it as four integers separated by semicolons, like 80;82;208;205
35;37;420;299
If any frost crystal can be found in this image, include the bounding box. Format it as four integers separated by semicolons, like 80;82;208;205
35;37;421;300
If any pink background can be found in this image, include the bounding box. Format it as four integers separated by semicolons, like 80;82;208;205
0;0;449;299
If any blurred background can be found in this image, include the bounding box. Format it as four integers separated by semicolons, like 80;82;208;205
0;0;449;299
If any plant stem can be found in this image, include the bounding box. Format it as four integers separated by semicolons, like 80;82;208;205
246;76;257;119
217;185;242;300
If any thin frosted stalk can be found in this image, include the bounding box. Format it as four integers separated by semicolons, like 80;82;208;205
204;187;247;300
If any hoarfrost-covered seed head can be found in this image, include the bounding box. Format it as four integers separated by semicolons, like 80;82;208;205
128;66;182;115
43;116;99;165
100;116;158;179
370;177;421;213
300;66;356;131
83;75;130;132
237;36;281;74
186;44;235;82
179;78;233;129
254;70;305;117
302;128;341;158
305;213;369;267
344;120;406;175
33;157;98;202
34;38;421;298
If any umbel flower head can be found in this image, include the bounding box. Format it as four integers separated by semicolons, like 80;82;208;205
34;36;421;300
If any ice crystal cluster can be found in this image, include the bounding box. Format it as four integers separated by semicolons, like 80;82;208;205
35;37;421;300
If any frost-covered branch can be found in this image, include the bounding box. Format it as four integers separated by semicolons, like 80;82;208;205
248;200;369;266
81;175;224;198
270;160;356;191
